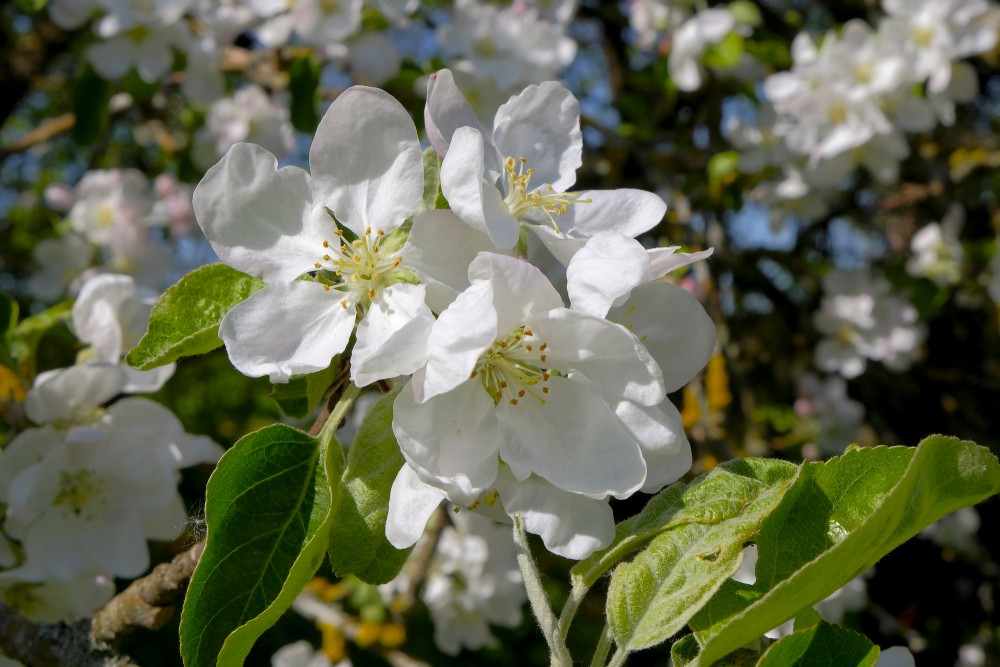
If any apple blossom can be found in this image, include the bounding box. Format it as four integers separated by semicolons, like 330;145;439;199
427;71;667;263
194;86;433;385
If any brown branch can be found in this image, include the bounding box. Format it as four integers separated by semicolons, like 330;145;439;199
90;542;205;645
0;112;74;159
0;602;131;667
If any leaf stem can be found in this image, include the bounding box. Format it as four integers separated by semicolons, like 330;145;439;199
589;624;614;667
318;381;361;447
558;577;589;639
513;514;572;667
606;646;630;667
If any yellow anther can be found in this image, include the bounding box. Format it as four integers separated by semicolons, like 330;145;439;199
335;229;343;236
314;263;321;269
323;240;329;247
323;254;331;261
341;300;348;309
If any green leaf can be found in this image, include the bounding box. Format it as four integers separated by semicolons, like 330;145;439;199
127;264;263;371
689;436;1000;666
605;459;798;653
728;1;762;27
72;67;112;146
574;458;797;589
672;635;701;666
180;424;343;667
756;621;880;667
327;389;412;584
269;360;340;419
289;56;321;134
10;301;72;378
702;32;745;69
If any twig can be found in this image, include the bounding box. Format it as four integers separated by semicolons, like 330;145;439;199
90;542;205;645
0;112;74;158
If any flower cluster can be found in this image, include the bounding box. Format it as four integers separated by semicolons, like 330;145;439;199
728;0;1000;224
813;270;926;379
195;71;716;559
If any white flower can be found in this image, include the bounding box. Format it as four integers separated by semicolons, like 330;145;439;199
794;374;864;456
87;21;192;83
669;9;735;92
73;273;176;392
876;647;916;667
420;511;524;655
386;252;666;558
437;0;576;90
920;506;981;554
880;0;1000;94
0;569;114;623
67;170;153;246
813;270;926;378
427;71;667;263
193;85;296;169
27;235;92;303
270;641;338;667
906;205;965;286
1;397;221;580
194;86;433;386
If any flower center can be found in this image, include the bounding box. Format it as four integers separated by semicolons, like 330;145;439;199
53;469;103;517
501;156;589;234
471;326;552;406
314;227;404;311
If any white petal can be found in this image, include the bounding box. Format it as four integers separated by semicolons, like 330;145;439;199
193;143;323;283
26;364;127;424
615;399;691;493
498;376;646;497
567;233;651;318
557;189;666;238
494;467;614;559
529;308;665;406
492;82;582;192
402;210;497;312
72;273;135;360
424;68;484;156
385;464;446;548
393;382;500;504
646;247;714;281
121;364;176;393
421;281;497;402
468;253;564;332
441;126;519;249
609;282;716;393
528;225;590;266
351;283;434;387
310;86;422;235
219;281;355;383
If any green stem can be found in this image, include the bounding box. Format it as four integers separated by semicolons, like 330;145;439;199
589;624;614;667
317;382;361;447
606;646;630;667
513;514;572;667
558;577;589;639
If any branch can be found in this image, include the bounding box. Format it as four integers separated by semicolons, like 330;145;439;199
90;541;204;645
0;602;130;667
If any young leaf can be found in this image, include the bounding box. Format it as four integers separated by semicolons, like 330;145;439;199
574;458;797;589
127;264;262;371
180;424;343;667
756;621;880;667
327;389;413;584
688;436;1000;666
605;459;797;654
